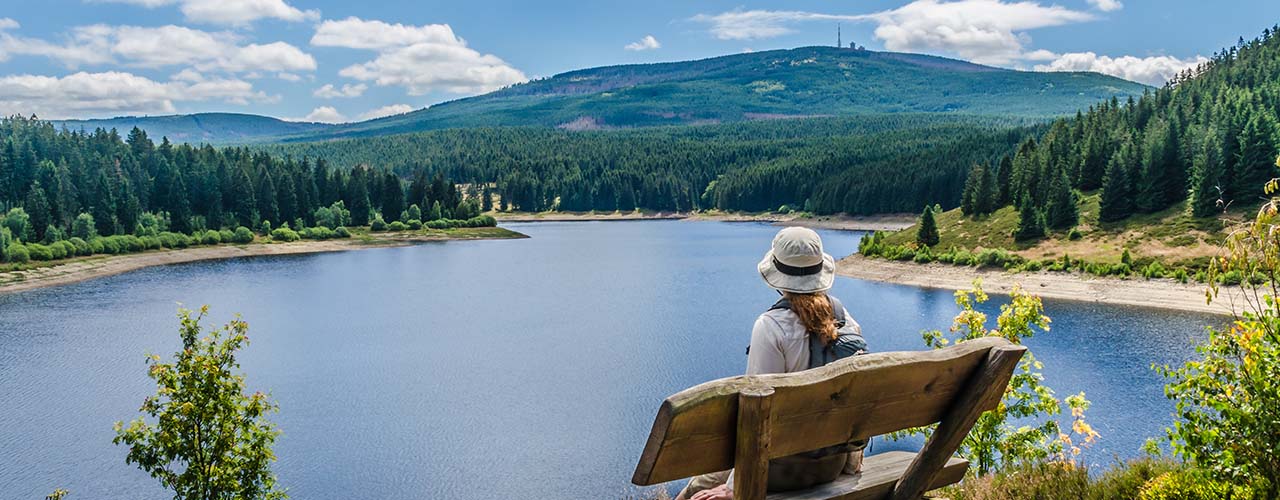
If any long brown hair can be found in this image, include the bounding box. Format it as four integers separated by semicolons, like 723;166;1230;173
783;291;837;344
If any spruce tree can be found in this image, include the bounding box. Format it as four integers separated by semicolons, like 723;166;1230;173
1045;169;1079;230
24;181;50;242
230;168;257;228
976;161;998;215
255;168;278;227
92;174;117;236
916;205;940;247
1014;196;1045;241
960;164;982;216
1233;113;1279;204
995;154;1014;206
1100;140;1137;222
382;173;405;223
1190;129;1226;217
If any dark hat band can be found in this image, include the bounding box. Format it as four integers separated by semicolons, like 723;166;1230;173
773;257;824;276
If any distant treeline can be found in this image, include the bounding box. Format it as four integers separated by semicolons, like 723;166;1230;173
959;25;1280;237
0;116;484;253
263;115;1033;215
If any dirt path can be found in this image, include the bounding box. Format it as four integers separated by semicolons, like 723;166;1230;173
837;254;1242;316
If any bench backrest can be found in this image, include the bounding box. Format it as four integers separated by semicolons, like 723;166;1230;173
631;336;1026;497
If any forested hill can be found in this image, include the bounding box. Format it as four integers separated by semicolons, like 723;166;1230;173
284;46;1147;141
952;24;1280;239
52;113;334;145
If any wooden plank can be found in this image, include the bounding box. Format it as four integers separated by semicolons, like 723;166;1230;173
891;344;1025;500
632;337;1011;485
734;386;775;500
766;451;968;500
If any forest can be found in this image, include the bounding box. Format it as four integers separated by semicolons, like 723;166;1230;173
957;25;1280;238
265;114;1032;215
0;116;490;264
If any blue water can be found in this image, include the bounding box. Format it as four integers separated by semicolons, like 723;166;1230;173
0;221;1219;499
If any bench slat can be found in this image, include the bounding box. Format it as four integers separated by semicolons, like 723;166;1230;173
633;337;1011;485
766;451;968;500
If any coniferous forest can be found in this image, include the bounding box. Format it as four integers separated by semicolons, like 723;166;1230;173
958;25;1280;237
0;117;490;264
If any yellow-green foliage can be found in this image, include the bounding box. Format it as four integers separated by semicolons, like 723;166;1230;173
1138;469;1254;500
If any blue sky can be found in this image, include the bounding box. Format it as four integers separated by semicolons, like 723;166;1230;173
0;0;1277;122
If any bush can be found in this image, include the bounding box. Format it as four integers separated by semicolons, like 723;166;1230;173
89;238;105;255
8;243;29;263
231;226;254;244
300;227;336;240
334;226;350;238
1067;227;1083;240
219;229;235;243
407;219;423;230
26;243;54;261
56;240;76;259
1138;469;1254;500
68;237;91;256
387;221;408;231
370;215;387;232
140;236;161;250
47;242;67;260
1141;262;1166;279
202;230;222;245
72;213;97;240
123;235;144;252
270;227;299;242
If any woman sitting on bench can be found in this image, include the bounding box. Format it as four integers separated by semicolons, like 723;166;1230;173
679;227;869;500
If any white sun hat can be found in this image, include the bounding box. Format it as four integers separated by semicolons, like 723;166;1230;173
757;227;836;293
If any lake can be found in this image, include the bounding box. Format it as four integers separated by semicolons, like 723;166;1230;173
0;221;1221;499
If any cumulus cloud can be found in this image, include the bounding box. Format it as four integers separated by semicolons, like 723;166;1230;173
0;24;315;73
625;35;661;51
313;83;367;98
0;71;271;119
312;17;526;95
88;0;319;26
1034;52;1207;85
358;103;415;121
292;106;347;123
1087;0;1123;12
691;1;1096;65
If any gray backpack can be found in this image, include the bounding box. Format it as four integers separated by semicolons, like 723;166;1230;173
768;295;868;369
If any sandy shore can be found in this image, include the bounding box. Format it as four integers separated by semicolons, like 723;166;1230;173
496;211;916;231
0;230;526;295
837;254;1241;316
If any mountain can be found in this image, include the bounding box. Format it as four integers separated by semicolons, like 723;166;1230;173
51;113;334;144
278;46;1149;142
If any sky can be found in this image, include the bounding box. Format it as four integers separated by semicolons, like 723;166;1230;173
0;0;1276;122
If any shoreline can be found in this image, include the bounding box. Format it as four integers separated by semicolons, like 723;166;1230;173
496;211;916;232
837;254;1240;317
0;229;526;296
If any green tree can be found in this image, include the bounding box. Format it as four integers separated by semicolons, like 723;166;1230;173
0;227;11;262
1231;112;1279;204
427;200;442;221
1044;168;1079;230
3;207;30;243
114;306;286;500
24;180;51;242
72;213;97;240
406;204;422;222
1100;140;1137;222
382;173;405;223
916;205;940;247
960;164;983;216
1190;128;1226;217
1014;196;1046;241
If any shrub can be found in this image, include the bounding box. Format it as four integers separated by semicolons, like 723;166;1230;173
89;238;105;255
1141;262;1166;279
1067;227;1083;240
370;215;387;232
300;227;335;240
8;243;30;263
68;237;91;256
1138;469;1254;500
407;219;423;230
140;236;161;250
56;240;76;259
47;241;67;260
219;229;235;243
270;226;299;242
26;243;54;261
99;237;122;254
232;226;255;244
334;226;350;238
123;235;144;252
387;221;408;232
259;220;272;236
913;250;934;264
201;230;221;245
72;213;97;240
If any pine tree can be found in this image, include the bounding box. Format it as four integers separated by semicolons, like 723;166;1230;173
346;168;371;226
255;168;278;227
92;174;117;236
1100;140;1137;222
960;164;982;216
1232;113;1279;204
916;205;940;247
230;168;257;228
995;155;1014;206
1014;196;1045;241
976;161;998;215
381;173;405;223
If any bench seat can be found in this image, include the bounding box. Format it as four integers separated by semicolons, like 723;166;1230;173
767;451;968;500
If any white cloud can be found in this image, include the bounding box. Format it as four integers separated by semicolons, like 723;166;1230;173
276;72;301;81
0;71;270;119
0;18;19;31
311;17;459;50
314;17;527;95
1087;0;1123;12
0;24;315;73
358;103;414;121
313;83;367;98
625;35;661;51
292;106;346;123
88;0;318;26
1034;52;1207;85
691;1;1096;65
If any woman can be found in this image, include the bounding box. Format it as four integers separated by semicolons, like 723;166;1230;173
679;227;866;500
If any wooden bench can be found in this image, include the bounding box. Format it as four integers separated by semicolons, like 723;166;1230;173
631;337;1026;500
